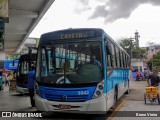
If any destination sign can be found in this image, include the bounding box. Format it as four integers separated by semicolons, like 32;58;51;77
60;33;83;39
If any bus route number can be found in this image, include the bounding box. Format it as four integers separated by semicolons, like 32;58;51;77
78;91;89;95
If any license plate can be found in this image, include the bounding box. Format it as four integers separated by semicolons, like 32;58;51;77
57;104;71;109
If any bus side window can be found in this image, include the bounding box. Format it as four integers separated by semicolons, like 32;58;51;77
119;51;122;68
115;47;120;68
106;48;111;67
122;52;125;68
123;52;126;68
120;52;123;68
106;40;112;67
111;43;116;68
41;49;47;76
125;55;128;68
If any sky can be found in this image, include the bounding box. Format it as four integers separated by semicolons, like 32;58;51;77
29;0;160;47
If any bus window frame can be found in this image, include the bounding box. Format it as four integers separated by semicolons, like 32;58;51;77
105;38;112;68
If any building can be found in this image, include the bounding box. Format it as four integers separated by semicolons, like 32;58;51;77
131;58;147;72
145;45;160;62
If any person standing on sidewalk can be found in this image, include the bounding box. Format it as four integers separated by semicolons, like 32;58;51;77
5;73;10;86
26;66;36;107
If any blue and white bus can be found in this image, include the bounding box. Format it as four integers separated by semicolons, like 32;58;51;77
16;54;37;94
35;28;130;113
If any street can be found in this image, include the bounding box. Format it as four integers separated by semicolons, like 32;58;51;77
0;80;160;120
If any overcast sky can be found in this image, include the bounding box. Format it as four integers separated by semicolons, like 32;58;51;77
29;0;160;47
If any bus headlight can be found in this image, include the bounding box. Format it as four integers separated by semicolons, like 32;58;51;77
34;82;40;95
96;90;101;96
92;80;104;99
98;85;104;90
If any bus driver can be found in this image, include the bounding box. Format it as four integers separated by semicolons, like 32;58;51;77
91;55;101;67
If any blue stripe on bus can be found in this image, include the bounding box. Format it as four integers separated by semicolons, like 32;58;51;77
38;86;96;102
106;69;129;92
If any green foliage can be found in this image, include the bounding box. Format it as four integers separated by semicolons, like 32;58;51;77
119;38;146;59
120;38;133;55
147;60;152;71
147;51;160;71
132;47;146;59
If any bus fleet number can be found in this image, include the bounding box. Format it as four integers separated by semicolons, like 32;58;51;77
78;91;89;95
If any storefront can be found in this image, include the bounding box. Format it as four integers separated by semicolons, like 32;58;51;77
4;60;19;91
4;60;19;70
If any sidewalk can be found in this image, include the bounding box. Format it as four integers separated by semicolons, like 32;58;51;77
0;85;36;111
111;81;160;120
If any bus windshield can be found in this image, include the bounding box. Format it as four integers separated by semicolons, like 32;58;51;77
37;41;103;84
18;61;36;75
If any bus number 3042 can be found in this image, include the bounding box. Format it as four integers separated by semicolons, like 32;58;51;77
78;91;89;95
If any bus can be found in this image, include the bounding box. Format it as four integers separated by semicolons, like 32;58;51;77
16;53;37;94
35;28;130;113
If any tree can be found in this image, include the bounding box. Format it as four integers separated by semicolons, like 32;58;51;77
119;38;146;59
132;47;146;59
147;60;152;71
119;38;133;55
147;51;160;71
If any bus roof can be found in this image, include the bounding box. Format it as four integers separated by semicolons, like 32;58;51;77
104;32;130;57
40;28;103;44
39;28;130;57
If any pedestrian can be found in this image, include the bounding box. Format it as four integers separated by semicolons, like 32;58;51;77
13;71;17;80
136;71;143;80
147;70;160;86
26;66;36;107
6;73;10;86
60;59;70;73
147;70;160;102
8;73;13;81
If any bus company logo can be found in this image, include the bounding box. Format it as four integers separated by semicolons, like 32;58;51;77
2;112;11;117
62;95;67;101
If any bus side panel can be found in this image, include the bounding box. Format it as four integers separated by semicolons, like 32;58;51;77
105;69;129;110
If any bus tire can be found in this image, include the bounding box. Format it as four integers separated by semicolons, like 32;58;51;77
111;85;118;111
113;85;118;109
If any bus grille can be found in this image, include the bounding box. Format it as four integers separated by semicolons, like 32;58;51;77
45;94;89;102
41;87;95;102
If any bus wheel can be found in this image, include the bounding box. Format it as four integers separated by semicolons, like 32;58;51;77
111;89;118;110
114;87;118;104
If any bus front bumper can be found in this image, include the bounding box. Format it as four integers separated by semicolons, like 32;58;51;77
35;94;106;114
16;86;29;94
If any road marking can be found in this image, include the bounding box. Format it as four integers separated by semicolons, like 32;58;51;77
107;100;126;120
